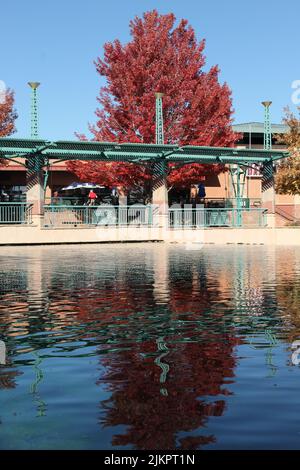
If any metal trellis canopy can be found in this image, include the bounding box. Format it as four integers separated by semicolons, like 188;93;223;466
0;137;289;167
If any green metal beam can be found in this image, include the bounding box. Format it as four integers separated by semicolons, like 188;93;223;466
0;137;289;165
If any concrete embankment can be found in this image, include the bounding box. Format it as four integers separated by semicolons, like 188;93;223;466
0;224;300;246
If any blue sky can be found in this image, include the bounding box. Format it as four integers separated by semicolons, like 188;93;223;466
1;0;299;140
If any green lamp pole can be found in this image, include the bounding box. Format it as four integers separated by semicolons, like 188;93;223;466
261;101;275;217
26;82;45;216
155;92;164;145
153;92;168;228
262;101;272;150
28;82;40;138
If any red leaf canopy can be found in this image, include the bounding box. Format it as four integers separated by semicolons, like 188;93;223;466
68;10;238;190
0;88;17;167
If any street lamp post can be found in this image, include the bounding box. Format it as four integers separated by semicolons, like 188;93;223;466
28;82;40;139
153;93;168;229
26;82;44;220
261;101;275;222
262;101;272;150
155;92;164;145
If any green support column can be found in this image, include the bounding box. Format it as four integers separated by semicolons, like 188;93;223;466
229;165;246;227
26;82;45;219
261;101;275;226
152;93;168;229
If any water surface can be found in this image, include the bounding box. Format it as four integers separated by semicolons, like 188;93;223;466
0;243;300;450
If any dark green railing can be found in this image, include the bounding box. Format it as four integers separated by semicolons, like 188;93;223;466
44;197;89;206
168;208;267;228
0;203;33;225
43;205;159;228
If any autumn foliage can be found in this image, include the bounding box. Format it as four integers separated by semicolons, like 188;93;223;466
275;107;300;195
67;160;152;193
0;88;17;166
0;88;17;137
68;10;238;192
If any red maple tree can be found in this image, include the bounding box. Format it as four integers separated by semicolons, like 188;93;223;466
68;10;238;192
67;160;152;195
0;88;17;167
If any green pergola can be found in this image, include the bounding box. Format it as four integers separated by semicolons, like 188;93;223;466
0;137;289;165
0;137;289;215
0;136;290;229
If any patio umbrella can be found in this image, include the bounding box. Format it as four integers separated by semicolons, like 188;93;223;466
61;182;105;191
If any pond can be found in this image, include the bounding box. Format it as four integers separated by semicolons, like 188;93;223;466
0;243;300;450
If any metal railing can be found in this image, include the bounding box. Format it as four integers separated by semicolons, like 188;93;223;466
170;198;262;209
43;204;159;228
224;198;262;208
169;208;267;228
45;196;82;206
44;196;113;206
275;206;300;224
0;203;33;225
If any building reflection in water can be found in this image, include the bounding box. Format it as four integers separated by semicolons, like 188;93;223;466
1;245;300;448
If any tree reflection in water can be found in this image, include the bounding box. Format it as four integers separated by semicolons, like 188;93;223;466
98;333;239;449
71;253;242;450
3;246;284;449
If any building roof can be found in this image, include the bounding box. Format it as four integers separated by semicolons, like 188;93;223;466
232;122;288;134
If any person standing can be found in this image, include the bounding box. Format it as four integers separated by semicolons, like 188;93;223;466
190;185;198;207
197;182;206;203
88;189;98;205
